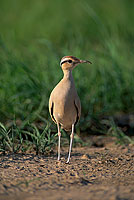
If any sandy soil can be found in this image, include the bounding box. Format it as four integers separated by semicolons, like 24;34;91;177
0;138;134;200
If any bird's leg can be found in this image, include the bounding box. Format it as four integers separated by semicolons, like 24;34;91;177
66;124;74;163
57;123;61;161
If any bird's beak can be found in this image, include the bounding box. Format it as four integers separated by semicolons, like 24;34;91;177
80;60;92;64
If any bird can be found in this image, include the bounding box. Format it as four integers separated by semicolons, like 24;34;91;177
49;56;92;163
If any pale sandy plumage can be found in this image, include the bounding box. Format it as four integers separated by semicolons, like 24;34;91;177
49;69;81;131
49;56;91;163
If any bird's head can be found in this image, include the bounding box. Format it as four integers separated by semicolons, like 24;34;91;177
60;56;92;70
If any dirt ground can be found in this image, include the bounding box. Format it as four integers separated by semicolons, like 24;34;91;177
0;137;134;200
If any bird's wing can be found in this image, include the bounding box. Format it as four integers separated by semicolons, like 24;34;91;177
49;95;56;124
74;96;81;125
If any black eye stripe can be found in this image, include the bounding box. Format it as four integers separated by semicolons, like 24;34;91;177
61;60;73;65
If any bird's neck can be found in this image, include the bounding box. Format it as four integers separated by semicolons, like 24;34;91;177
63;69;73;81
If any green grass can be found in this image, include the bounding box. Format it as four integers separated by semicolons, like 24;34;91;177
0;0;134;152
0;121;57;154
107;118;134;145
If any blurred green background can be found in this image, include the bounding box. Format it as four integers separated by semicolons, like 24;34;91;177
0;0;134;131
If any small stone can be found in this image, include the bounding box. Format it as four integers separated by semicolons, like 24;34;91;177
81;154;89;160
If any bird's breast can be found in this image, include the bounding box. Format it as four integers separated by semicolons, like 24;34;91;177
52;80;78;126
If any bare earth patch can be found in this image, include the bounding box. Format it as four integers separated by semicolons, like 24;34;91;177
0;138;134;200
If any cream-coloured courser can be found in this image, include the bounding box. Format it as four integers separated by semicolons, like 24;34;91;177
49;56;91;163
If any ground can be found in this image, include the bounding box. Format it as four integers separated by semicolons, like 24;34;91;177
0;137;134;200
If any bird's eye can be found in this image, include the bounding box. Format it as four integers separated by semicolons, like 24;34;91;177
68;60;72;63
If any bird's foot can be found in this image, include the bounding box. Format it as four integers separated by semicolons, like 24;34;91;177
57;157;60;161
66;159;70;164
